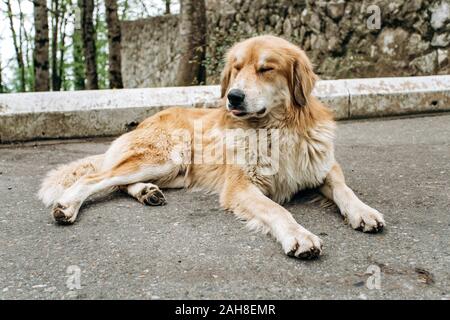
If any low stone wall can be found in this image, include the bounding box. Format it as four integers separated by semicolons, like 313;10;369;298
121;0;450;88
1;75;449;142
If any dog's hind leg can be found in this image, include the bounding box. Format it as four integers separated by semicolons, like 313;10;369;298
52;160;178;224
49;125;186;224
39;154;104;208
121;182;166;206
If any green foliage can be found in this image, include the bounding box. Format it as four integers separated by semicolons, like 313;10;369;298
72;27;85;90
24;58;35;91
9;53;34;92
1;0;172;92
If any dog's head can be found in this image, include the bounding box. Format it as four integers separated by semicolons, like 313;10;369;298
220;35;318;119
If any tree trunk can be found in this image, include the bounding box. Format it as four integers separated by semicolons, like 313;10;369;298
51;0;61;91
80;0;98;89
33;0;50;91
165;0;171;14
0;51;3;93
58;2;69;90
175;0;207;86
73;1;85;90
105;0;123;89
6;0;26;92
18;0;33;90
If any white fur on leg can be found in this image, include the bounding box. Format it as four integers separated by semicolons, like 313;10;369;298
126;182;157;197
38;154;103;207
38;169;66;207
125;182;166;206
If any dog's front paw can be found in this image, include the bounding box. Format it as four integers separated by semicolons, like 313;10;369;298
345;204;385;233
282;229;323;259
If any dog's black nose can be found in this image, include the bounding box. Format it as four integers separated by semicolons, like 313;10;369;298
227;89;246;108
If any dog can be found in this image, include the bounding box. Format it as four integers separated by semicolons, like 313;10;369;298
39;35;385;259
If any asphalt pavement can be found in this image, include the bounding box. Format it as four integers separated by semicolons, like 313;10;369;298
0;114;449;299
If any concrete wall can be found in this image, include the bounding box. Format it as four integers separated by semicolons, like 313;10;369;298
121;0;450;88
1;75;449;142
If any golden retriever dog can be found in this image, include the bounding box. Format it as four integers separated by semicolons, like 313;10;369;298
39;35;385;259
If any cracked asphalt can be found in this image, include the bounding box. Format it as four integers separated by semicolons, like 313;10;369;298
0;114;449;299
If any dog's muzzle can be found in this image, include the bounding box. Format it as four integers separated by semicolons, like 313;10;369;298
227;89;247;116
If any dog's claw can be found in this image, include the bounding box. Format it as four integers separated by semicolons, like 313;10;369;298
298;247;321;260
355;221;365;231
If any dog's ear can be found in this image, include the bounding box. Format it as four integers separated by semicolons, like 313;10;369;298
290;49;318;107
220;60;232;98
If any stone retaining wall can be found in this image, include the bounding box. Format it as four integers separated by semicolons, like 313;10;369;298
121;0;450;88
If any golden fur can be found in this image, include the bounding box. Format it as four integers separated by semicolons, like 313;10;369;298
39;36;385;259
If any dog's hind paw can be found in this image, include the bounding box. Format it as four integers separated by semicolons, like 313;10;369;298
138;185;166;206
52;203;78;225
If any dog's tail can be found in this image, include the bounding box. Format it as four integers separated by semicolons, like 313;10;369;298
38;154;104;207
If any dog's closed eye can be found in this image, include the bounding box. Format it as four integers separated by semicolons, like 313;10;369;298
258;66;274;73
